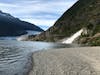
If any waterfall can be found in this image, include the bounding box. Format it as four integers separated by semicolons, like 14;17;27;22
62;29;83;44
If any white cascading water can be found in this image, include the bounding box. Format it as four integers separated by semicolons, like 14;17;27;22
62;29;83;44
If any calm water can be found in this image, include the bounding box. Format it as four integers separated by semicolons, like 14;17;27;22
0;40;80;75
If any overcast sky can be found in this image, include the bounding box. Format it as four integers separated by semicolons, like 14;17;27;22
0;0;77;30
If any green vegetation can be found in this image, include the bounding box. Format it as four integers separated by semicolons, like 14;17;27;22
31;0;100;46
90;37;100;46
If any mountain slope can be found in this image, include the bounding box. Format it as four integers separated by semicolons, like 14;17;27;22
0;10;43;36
32;0;100;42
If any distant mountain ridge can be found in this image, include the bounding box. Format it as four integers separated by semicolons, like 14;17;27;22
0;10;43;36
31;0;100;44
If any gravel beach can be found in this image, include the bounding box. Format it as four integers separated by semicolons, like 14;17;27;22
29;47;100;75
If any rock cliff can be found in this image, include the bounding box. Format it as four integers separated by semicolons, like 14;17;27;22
32;0;100;44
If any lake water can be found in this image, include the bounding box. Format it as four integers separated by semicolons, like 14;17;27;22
0;40;80;75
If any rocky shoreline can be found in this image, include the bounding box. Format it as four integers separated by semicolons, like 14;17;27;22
29;47;100;75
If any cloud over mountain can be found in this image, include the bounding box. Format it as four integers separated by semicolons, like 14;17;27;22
0;0;77;30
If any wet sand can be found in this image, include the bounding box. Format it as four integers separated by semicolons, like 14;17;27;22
29;47;100;75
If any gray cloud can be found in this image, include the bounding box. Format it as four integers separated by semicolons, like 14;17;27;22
0;0;77;30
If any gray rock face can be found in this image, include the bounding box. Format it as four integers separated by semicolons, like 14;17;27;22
32;0;100;42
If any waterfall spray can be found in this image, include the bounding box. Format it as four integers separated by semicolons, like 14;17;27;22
62;29;83;44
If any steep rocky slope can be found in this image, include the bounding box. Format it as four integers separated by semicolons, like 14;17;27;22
0;10;43;36
32;0;100;43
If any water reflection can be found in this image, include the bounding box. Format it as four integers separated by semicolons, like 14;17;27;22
0;40;80;75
